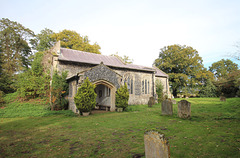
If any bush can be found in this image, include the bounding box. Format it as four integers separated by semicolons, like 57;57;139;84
116;83;129;110
200;79;217;97
0;91;5;105
156;81;164;103
74;77;97;113
16;52;50;99
51;71;69;110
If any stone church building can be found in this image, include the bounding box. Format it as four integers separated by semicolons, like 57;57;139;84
50;42;170;113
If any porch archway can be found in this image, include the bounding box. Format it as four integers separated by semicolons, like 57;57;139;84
93;80;116;112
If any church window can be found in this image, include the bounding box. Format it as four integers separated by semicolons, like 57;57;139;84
69;82;73;97
148;81;150;94
145;80;147;94
142;80;144;94
131;79;133;94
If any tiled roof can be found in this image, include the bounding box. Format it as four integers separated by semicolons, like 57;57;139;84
58;48;168;77
154;66;168;77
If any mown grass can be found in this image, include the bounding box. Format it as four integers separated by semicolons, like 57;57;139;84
0;95;239;158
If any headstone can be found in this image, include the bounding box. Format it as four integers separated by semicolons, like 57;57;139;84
172;100;176;104
220;96;226;102
144;131;170;158
178;100;191;119
161;100;173;115
148;97;155;107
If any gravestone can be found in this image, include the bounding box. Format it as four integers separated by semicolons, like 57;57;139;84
178;100;191;119
172;99;176;104
220;96;226;102
161;100;173;115
148;97;155;107
144;131;170;158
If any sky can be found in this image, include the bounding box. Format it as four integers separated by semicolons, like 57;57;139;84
1;0;240;68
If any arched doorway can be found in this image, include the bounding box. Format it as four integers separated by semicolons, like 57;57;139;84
93;80;116;112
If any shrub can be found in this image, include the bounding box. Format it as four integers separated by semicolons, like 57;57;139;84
116;83;129;110
51;71;69;110
200;79;217;97
74;77;97;113
156;81;164;103
16;52;50;99
0;91;5;105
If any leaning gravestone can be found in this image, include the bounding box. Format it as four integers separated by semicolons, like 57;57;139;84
144;131;170;158
178;100;191;119
220;96;226;102
148;97;155;107
162;100;173;115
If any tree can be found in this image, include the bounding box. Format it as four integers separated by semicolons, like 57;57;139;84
214;70;240;97
51;30;101;54
115;83;129;110
51;71;68;110
111;52;133;64
199;79;217;97
74;77;97;113
209;59;238;79
156;80;164;103
0;18;34;76
154;44;208;97
16;52;50;99
31;28;55;52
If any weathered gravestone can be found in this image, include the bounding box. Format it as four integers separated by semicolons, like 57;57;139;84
220;96;226;102
144;131;170;158
178;100;191;119
161;100;173;115
148;97;155;107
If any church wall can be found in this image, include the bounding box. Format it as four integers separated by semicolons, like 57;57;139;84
113;69;155;105
56;59;167;108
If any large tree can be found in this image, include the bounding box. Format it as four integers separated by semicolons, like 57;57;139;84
154;44;211;97
51;30;101;54
31;28;55;52
209;59;238;79
209;59;239;97
0;18;34;75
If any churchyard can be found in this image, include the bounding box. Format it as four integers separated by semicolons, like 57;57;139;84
0;94;239;158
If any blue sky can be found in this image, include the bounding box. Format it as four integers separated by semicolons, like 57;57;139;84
1;0;240;68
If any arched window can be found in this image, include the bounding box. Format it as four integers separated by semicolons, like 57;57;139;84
131;79;133;94
145;80;147;94
148;81;150;94
142;80;144;94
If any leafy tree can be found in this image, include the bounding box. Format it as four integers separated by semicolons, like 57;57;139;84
51;30;101;54
199;79;217;97
0;51;14;93
111;52;133;64
156;80;164;103
116;83;129;110
0;18;34;76
16;52;50;99
51;71;68;110
209;59;238;79
154;44;208;97
214;70;240;97
31;28;55;51
74;77;97;113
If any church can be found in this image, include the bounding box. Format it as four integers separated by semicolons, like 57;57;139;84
49;42;170;113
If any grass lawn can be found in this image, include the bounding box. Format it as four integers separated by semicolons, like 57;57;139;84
0;95;239;158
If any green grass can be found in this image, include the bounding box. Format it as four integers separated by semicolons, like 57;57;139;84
0;96;239;157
